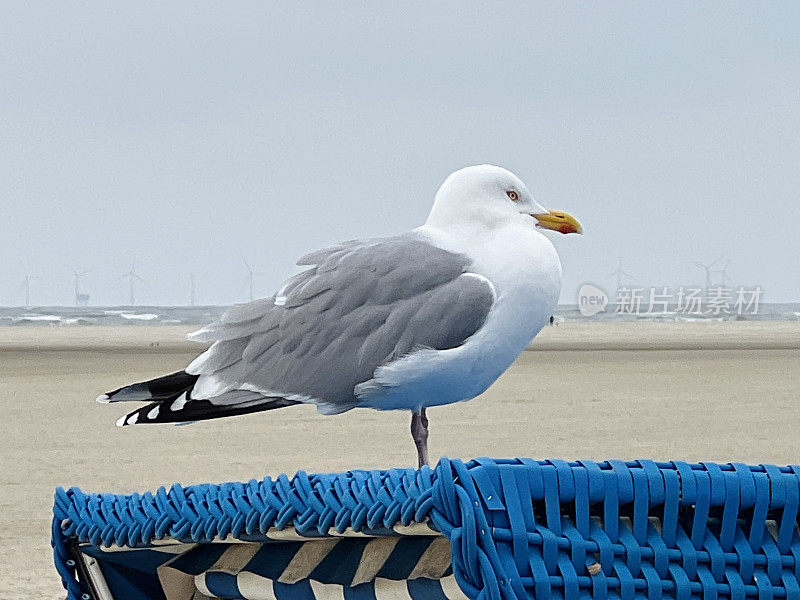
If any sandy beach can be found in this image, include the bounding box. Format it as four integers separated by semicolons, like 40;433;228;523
3;321;799;599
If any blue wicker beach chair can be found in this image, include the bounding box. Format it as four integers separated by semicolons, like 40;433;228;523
53;458;800;600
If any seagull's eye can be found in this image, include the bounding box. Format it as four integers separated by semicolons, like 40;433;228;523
506;191;519;201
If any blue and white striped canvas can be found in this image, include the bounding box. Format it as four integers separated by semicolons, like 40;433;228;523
78;529;468;600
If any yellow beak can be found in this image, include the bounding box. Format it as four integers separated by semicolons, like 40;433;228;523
532;209;584;235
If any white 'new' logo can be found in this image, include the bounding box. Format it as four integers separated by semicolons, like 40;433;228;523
578;284;608;316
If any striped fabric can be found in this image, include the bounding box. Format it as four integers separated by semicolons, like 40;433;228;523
80;531;467;600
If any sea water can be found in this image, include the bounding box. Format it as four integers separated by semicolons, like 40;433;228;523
0;302;798;326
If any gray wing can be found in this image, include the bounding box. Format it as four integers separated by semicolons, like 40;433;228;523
186;232;495;413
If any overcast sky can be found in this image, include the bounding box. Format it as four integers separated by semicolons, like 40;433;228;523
1;3;798;306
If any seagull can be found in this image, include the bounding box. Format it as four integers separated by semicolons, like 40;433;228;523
98;165;582;467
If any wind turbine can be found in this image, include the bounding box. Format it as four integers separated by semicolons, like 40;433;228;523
189;273;197;306
610;257;633;291
72;269;90;306
693;258;721;295
21;273;41;308
121;255;145;306
243;260;267;302
712;260;733;289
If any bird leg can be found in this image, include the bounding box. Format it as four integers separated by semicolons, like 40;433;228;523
410;408;429;468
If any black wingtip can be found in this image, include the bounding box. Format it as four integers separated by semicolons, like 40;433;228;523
97;371;199;404
115;395;301;427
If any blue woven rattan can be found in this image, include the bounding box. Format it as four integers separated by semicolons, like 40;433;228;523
53;458;800;600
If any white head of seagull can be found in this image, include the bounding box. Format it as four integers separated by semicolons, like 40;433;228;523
426;164;583;235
